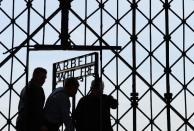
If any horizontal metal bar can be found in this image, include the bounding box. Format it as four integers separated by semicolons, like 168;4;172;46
30;45;122;51
0;7;62;68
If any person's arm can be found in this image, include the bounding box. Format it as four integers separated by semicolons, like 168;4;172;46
57;94;73;131
28;86;45;126
108;95;118;109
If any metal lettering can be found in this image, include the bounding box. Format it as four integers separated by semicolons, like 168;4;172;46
63;61;69;69
56;63;61;71
54;53;98;83
71;58;76;68
78;56;84;66
86;66;92;75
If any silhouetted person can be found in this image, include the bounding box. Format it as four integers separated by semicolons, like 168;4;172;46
73;77;118;131
16;67;47;131
44;77;79;131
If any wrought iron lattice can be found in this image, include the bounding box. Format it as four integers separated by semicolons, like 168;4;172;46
1;0;194;131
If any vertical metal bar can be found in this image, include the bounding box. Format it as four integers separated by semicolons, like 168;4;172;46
60;2;73;129
131;0;138;131
84;55;87;95
8;0;16;129
149;0;153;130
116;0;119;131
182;0;187;130
52;63;56;91
60;0;70;49
149;0;154;130
164;0;172;131
84;0;88;97
84;0;87;46
100;1;103;131
42;0;46;45
0;7;62;68
94;52;99;78
26;0;32;88
99;0;103;79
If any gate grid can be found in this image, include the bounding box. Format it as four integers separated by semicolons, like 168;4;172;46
1;0;194;131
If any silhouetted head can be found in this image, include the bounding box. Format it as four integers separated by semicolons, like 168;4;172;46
32;67;47;87
64;77;79;97
90;77;104;94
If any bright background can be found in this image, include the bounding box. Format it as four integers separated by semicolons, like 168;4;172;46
1;0;194;130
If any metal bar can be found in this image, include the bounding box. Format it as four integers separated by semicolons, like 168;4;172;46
69;6;165;103
52;63;57;91
60;0;71;49
94;52;99;78
131;0;137;131
149;0;153;130
116;0;119;130
0;7;62;68
164;0;171;131
31;45;122;50
26;0;31;94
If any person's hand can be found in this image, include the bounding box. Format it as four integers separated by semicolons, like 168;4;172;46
108;95;118;109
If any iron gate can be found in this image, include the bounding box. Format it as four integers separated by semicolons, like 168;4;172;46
1;0;194;131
